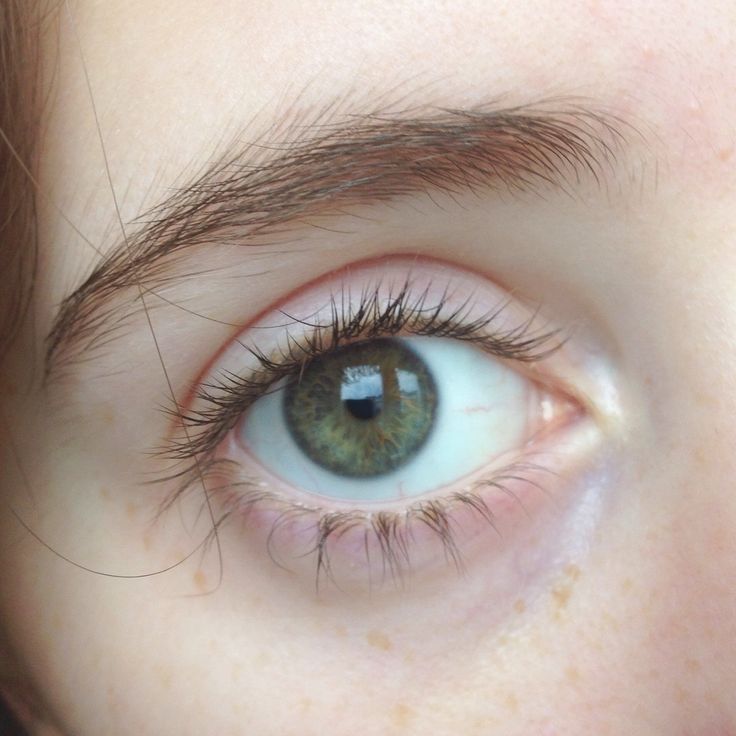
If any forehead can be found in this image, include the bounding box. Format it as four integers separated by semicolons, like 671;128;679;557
57;1;735;174
41;0;735;293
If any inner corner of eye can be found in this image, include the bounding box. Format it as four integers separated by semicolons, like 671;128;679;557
535;381;585;432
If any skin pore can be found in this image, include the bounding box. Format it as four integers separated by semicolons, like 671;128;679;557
1;1;736;734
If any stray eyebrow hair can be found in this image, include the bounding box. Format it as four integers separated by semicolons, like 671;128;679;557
45;98;634;376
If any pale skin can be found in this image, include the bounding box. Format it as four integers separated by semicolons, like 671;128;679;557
1;1;736;734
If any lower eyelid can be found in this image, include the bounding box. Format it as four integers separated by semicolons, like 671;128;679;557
204;410;597;592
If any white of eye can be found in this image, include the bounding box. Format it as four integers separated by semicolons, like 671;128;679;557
238;337;537;503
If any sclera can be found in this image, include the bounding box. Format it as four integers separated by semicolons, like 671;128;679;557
241;336;538;501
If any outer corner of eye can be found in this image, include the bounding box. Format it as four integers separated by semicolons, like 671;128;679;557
182;257;616;593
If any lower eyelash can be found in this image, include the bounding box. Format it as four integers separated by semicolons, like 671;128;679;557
168;454;557;590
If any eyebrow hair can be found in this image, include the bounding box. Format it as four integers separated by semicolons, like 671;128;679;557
45;99;633;375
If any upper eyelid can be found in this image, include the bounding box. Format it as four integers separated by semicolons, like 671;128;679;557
44;96;637;379
162;272;567;463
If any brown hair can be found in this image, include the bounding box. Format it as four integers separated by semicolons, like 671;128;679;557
0;0;47;357
0;3;48;732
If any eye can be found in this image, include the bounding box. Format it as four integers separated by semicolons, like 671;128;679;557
242;336;558;501
167;257;600;591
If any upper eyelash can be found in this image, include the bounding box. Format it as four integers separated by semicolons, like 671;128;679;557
152;276;567;588
162;276;563;462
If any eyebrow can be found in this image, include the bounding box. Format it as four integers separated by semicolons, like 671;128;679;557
45;99;633;375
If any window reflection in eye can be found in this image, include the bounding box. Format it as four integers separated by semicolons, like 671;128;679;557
166;257;599;590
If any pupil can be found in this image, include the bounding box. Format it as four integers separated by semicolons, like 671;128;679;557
345;397;382;420
341;365;384;420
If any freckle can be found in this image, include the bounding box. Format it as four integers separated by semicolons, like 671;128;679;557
106;684;118;711
100;405;115;426
392;703;414;729
565;666;580;684
403;651;415;664
675;684;689;703
154;664;172;689
552;582;572;613
142;533;152;551
718;146;733;162
193;569;207;591
334;624;347;638
300;697;312;713
551;566;581;616
505;692;518;713
126;501;138;518
366;629;392;651
602;610;620;632
685;658;701;672
693;445;708;467
100;487;110;500
621;577;633;592
513;599;526;614
472;715;498;734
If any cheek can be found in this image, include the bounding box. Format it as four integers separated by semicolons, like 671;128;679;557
615;454;736;722
666;477;736;667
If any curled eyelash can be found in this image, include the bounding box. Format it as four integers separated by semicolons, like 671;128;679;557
155;276;565;588
162;277;562;461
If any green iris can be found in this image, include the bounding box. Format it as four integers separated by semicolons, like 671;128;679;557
283;339;437;477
